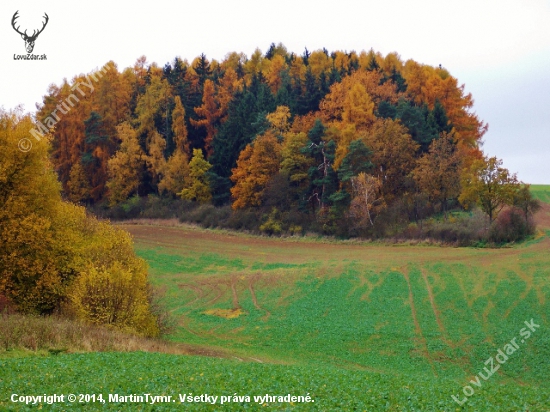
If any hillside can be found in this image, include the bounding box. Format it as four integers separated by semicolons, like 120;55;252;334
2;190;548;410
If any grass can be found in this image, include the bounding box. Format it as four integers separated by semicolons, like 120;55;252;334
530;184;550;203
2;351;548;411
0;314;240;360
2;214;549;410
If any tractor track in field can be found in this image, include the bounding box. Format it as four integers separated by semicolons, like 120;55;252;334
421;269;456;349
177;282;204;306
204;283;225;305
503;269;534;319
177;273;274;320
248;275;271;320
230;276;240;309
120;218;549;379
402;268;438;377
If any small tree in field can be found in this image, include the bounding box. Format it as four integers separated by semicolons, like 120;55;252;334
459;156;518;224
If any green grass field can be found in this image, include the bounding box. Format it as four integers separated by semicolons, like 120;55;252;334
531;184;550;204
2;208;550;410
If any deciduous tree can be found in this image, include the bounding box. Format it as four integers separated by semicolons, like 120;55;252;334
413;132;462;217
179;149;212;203
459;156;519;223
106;123;145;205
171;96;190;155
230;131;282;209
512;184;541;223
280;131;313;198
349;172;385;227
362;119;418;202
67;161;92;204
266;105;291;137
190;79;221;155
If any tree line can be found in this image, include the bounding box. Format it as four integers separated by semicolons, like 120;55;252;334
37;43;538;239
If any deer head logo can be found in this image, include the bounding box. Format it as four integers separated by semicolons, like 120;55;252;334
11;11;49;54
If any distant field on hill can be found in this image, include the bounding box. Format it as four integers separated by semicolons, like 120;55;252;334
2;219;549;410
531;184;550;204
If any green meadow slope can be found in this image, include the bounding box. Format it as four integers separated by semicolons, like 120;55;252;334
531;184;550;204
1;189;549;410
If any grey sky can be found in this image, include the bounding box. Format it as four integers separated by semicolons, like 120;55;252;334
1;0;549;183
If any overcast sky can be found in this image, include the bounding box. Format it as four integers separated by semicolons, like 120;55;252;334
1;0;549;183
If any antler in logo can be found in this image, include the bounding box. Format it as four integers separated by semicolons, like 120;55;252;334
11;11;49;54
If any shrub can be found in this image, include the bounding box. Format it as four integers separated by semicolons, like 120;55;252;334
0;294;15;314
140;195;188;219
147;285;177;336
225;209;259;231
288;225;303;236
259;208;283;235
67;261;158;337
489;207;535;243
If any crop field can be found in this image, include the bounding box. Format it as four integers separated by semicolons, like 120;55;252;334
531;185;550;204
2;201;550;410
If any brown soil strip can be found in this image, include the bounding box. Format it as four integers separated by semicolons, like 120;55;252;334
361;277;385;302
421;269;455;349
402;269;438;377
204;283;225;306
231;276;240;309
177;282;204;306
248;275;271;320
503;270;533;319
480;300;495;344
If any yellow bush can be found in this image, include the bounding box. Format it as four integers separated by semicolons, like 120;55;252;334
1;109;160;337
68;261;159;337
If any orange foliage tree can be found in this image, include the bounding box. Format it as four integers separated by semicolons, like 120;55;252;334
230;131;282;209
191;79;222;156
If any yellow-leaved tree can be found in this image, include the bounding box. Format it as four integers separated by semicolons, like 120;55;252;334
230;131;282;209
362;118;419;203
159;96;191;195
0;109;159;336
179;149;212;203
280;131;313;190
0;109;63;313
106;122;145;205
459;156;519;224
266;106;291;137
349;172;385;227
66;222;158;336
67;161;92;204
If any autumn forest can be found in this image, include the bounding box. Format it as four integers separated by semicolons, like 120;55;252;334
35;43;537;241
